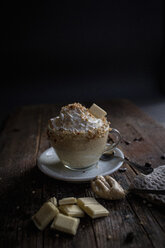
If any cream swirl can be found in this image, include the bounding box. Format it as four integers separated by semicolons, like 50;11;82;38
51;103;109;133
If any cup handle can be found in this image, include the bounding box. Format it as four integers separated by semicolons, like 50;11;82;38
104;128;121;152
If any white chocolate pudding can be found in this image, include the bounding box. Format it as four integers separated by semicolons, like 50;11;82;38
47;103;110;170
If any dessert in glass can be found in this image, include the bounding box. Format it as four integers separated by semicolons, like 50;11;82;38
47;103;121;170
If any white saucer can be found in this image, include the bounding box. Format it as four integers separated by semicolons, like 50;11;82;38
37;147;124;182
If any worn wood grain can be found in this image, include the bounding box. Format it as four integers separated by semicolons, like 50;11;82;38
0;106;43;248
0;100;165;248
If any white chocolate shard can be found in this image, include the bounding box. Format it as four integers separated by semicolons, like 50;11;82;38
91;175;126;200
32;202;59;230
77;197;98;207
77;197;109;218
59;197;77;205
89;103;107;119
51;213;80;235
84;204;109;219
48;197;57;206
59;204;85;217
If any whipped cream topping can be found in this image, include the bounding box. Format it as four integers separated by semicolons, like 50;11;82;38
51;103;109;133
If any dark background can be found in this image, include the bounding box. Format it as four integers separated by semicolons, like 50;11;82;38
1;0;165;124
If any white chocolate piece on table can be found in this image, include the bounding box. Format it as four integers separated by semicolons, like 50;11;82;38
77;197;109;218
84;204;109;219
89;103;107;119
59;197;77;205
77;197;98;207
59;204;85;217
48;197;57;206
32;202;59;230
51;213;80;235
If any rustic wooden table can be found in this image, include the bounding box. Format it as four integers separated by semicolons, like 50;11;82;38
0;99;165;248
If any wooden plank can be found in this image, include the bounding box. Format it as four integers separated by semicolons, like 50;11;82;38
0;105;43;248
104;100;165;245
115;168;165;247
91;199;154;248
103;100;165;235
103;99;165;167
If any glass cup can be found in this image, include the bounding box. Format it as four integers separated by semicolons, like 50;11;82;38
47;123;121;171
